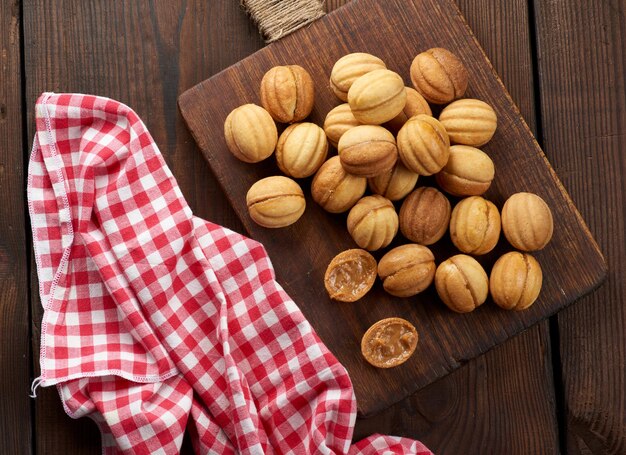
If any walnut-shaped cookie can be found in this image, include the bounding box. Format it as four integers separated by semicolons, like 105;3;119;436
246;176;305;228
490;252;543;310
397;114;450;176
378;244;435;297
435;254;489;313
450;196;501;255
260;65;315;123
311;156;367;213
435;145;495;197
439;99;497;146
323;103;360;148
347;195;399;251
276;122;328;178
224;104;278;163
348;69;407;125
338;125;398;177
501;192;553;251
385;87;432;133
410;47;468;104
399;187;451;245
330;52;387;102
368;160;419;201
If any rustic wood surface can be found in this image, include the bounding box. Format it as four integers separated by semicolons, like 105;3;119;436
0;0;620;453
179;0;606;417
534;1;626;453
0;0;31;454
22;1;257;453
352;0;559;451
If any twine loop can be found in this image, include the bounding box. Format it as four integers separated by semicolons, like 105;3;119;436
240;0;326;43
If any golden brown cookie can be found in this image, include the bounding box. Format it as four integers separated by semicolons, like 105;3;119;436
338;125;398;177
311;156;367;213
397;114;450;176
246;176;305;228
348;69;407;125
435;145;495;197
501;192;554;251
385;87;433;133
347;195;399;251
224;104;278;163
323;103;360;148
330;53;387;102
276;122;328;178
435;254;489;313
438;99;497;146
410;47;468;104
490;252;543;310
260;65;315;123
399;187;451;245
378;244;436;297
449;196;501;255
368;161;419;201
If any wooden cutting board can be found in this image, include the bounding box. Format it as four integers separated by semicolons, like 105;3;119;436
178;0;607;417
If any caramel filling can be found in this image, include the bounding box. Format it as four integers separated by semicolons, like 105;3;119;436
366;323;416;365
327;258;375;299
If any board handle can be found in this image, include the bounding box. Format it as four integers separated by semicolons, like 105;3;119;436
240;0;325;43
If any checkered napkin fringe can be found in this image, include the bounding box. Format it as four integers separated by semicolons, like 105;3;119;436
27;92;432;455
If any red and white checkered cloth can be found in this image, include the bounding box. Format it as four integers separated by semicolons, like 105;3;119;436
28;92;432;455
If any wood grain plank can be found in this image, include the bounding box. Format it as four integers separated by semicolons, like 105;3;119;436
350;0;559;451
20;0;609;452
179;0;607;416
534;0;626;453
354;326;559;453
23;1;259;452
0;1;32;454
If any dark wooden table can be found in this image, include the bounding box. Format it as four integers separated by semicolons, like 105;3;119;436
1;1;624;453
